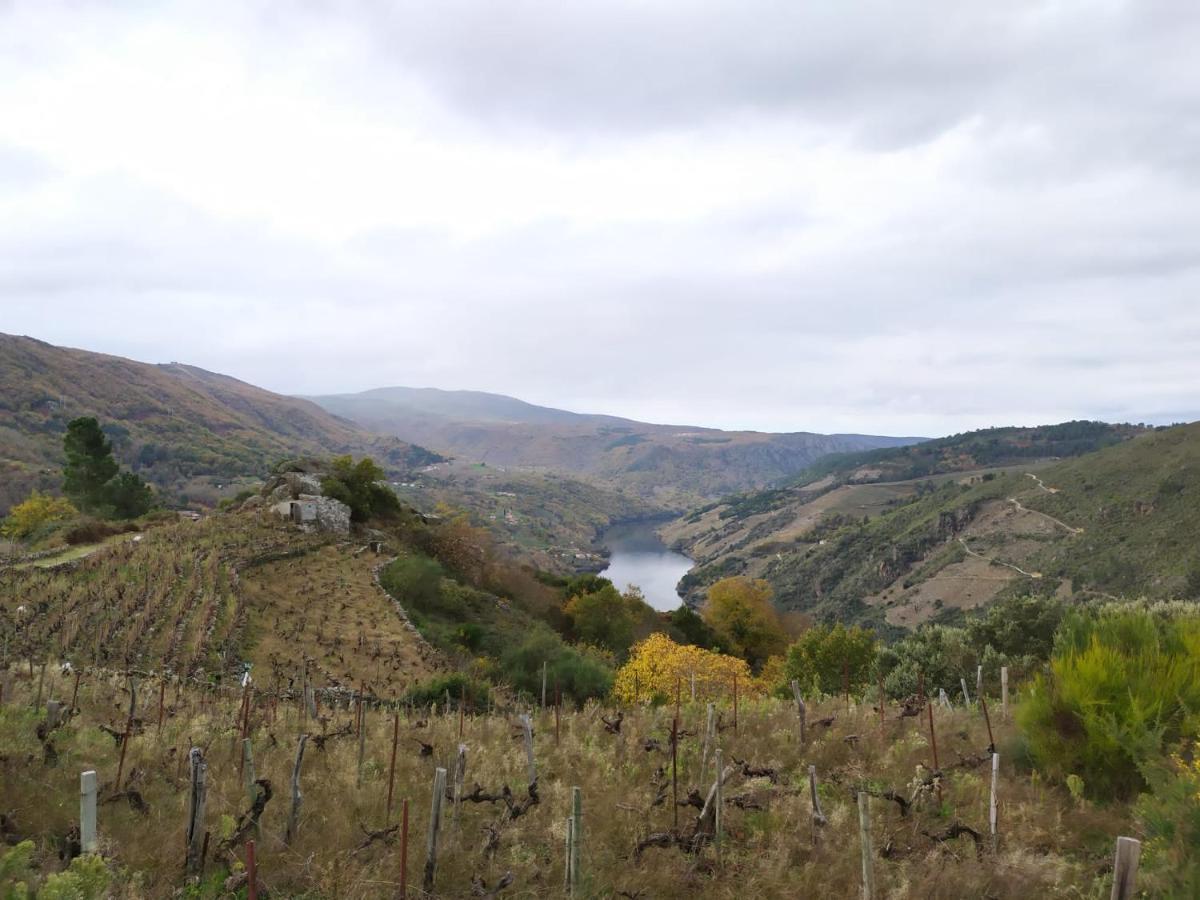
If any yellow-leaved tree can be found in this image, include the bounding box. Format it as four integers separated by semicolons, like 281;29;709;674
1;491;77;540
611;633;765;703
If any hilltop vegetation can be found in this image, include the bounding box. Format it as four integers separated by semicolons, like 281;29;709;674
0;335;441;514
788;420;1147;490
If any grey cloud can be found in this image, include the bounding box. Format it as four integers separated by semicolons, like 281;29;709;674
3;1;1200;435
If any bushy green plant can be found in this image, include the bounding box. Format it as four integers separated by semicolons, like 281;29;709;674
379;554;445;614
0;840;34;898
500;625;613;705
321;455;400;522
1018;607;1200;800
39;854;110;900
402;673;491;710
877;624;976;698
785;623;877;696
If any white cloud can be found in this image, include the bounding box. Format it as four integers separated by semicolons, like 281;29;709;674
2;0;1199;435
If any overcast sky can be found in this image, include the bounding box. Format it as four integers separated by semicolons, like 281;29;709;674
3;1;1200;437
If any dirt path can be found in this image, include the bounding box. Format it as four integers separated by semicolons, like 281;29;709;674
1025;472;1058;494
1005;496;1083;534
958;537;1043;579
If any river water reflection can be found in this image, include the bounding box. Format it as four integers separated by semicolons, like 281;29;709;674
598;520;693;612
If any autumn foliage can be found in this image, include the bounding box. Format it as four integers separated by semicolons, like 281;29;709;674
611;632;764;703
1;491;76;540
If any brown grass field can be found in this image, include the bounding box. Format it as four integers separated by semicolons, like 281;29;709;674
0;664;1136;899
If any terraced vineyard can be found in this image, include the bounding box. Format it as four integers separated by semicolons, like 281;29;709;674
0;665;1141;898
1;516;442;693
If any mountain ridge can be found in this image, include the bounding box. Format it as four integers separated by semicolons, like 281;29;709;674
664;420;1193;635
309;385;924;506
0;334;441;513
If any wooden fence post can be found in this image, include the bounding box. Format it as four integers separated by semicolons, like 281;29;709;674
976;665;983;701
33;659;46;709
80;770;98;854
858;792;876;900
242;739;256;808
808;765;828;829
541;661;547;710
980;692;996;752
791;680;807;744
453;744;467;828
424;767;447;893
1001;667;1009;719
960;677;972;707
186;748;207;874
386;713;400;823
570;786;582;894
285;734;309;845
356;703;367;789
701;702;715;782
843;659;850;711
989;752;999;852
671;710;679;832
521;714;536;786
732;673;738;734
564;817;574;894
714;749;724;864
927;702;942;803
399;797;409;899
246;839;258;900
1110;836;1141;900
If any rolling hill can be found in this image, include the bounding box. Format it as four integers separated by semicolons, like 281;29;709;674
0;334;441;514
664;420;1180;633
309;386;922;506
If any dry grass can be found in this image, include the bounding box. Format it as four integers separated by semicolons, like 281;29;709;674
0;666;1132;899
240;544;446;697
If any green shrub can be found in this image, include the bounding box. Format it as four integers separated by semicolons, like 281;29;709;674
785;623;877;696
1018;606;1200;800
402;673;491;710
500;625;613;705
379;555;444;614
39;853;110;900
321;455;400;522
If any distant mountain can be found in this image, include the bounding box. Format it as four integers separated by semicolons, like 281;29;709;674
328;386;620;426
665;420;1182;635
309;386;922;506
0;335;441;513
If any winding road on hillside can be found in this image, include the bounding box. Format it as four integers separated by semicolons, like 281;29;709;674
1005;496;1083;534
957;537;1043;579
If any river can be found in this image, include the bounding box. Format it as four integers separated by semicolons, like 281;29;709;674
598;520;694;612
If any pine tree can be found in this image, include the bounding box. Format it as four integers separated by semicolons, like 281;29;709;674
62;417;118;513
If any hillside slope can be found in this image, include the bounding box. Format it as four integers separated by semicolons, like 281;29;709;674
668;421;1182;632
0;335;440;513
310;386;921;506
